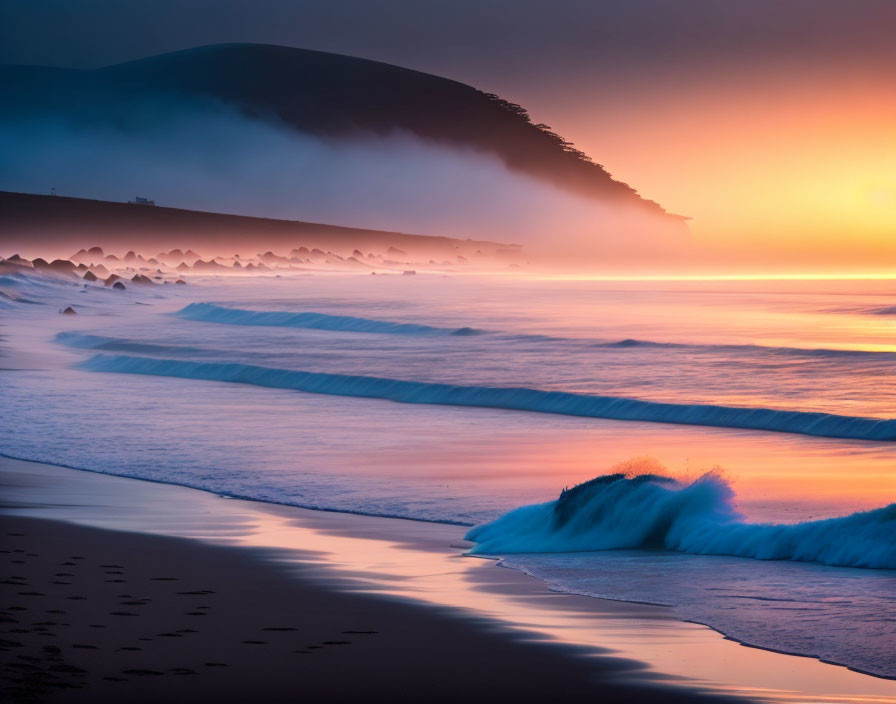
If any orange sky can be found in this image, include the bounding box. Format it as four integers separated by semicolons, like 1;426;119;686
529;65;896;273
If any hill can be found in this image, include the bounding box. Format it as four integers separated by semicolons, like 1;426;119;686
0;190;518;259
0;44;683;221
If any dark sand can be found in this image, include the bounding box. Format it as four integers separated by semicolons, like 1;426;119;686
0;514;747;704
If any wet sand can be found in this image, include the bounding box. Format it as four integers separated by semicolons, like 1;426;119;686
3;455;895;704
0;513;745;704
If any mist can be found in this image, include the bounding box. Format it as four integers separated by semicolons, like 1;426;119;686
0;100;687;267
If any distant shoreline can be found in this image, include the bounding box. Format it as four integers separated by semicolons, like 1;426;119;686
0;190;519;259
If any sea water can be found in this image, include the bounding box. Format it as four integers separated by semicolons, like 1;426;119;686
1;271;894;676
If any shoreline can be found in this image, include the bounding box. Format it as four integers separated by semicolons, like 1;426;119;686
3;456;895;703
3;514;695;704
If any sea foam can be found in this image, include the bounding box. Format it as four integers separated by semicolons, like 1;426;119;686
466;473;896;569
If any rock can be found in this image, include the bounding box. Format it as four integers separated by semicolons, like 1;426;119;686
353;249;363;257
83;271;98;281
61;306;77;315
48;259;77;272
87;246;104;257
233;261;242;268
192;259;228;272
176;262;191;271
131;274;153;285
403;270;416;275
175;279;186;285
104;274;122;286
112;281;126;290
310;248;326;257
31;257;49;268
388;246;407;256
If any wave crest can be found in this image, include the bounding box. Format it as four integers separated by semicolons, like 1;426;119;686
465;469;896;569
74;354;896;441
175;302;483;336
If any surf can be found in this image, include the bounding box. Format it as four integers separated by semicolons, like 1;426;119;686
175;302;484;336
465;471;896;569
75;354;896;441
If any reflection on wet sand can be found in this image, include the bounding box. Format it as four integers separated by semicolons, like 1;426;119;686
3;456;894;704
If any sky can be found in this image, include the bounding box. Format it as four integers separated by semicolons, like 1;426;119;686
2;0;894;272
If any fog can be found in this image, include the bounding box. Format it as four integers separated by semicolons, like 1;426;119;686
0;100;687;266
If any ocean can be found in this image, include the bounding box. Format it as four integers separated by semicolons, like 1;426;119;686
1;270;894;677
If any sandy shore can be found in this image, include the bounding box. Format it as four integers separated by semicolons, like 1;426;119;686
0;516;744;702
3;455;895;704
1;515;744;704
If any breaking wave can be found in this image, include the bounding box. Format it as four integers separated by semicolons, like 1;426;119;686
506;334;896;360
174;302;893;358
55;331;207;356
465;472;896;569
175;302;483;336
75;354;896;440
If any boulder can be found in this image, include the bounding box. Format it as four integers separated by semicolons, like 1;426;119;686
61;306;77;315
131;274;153;285
48;259;77;272
112;281;126;290
104;274;122;286
83;270;99;282
175;279;187;285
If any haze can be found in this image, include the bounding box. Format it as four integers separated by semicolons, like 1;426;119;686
2;0;894;273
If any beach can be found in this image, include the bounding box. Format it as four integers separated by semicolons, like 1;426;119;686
1;269;894;703
3;455;895;704
1;456;747;704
